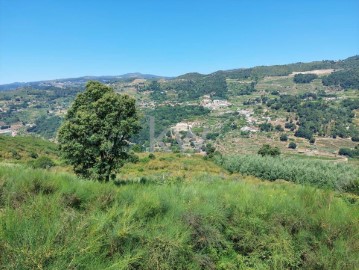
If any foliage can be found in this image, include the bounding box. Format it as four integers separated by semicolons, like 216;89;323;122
293;73;318;83
165;73;228;101
267;95;359;139
0;136;59;162
339;146;359;158
58;81;140;181
27;115;63;139
288;142;297;149
202;143;216;158
259;122;273;132
1;164;359;269
280;134;288;141
223;55;359;79
237;82;256;95
206;132;220;140
322;68;359;89
219;155;359;193
30;156;55;169
258;144;281;157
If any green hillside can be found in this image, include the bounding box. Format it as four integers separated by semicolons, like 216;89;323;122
0;136;59;162
0;55;358;269
1;164;358;269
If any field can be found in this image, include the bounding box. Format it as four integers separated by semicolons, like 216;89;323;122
1;163;359;269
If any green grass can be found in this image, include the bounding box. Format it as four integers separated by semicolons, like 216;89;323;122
1;164;358;269
0;136;59;163
118;152;229;181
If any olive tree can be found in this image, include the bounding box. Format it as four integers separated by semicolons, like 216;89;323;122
58;81;140;181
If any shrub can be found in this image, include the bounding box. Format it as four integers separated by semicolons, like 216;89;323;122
352;136;359;142
148;153;156;159
31;156;55;169
309;138;315;144
10;150;21;160
285;122;296;129
29;152;38;159
275;124;284;132
339;147;359;158
259;122;273;132
131;144;143;152
288;142;297;149
127;153;140;163
258;144;281;157
280;134;288;141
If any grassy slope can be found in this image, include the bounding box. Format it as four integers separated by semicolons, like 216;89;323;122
1;164;359;270
0;136;59;162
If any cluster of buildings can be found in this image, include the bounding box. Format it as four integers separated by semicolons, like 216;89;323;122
200;95;231;110
153;122;207;154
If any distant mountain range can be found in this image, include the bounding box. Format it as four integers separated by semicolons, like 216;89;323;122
1;55;358;91
0;73;171;91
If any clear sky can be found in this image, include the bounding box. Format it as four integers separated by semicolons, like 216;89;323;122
0;0;358;84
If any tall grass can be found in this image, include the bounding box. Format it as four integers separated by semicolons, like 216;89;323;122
0;164;358;269
218;155;359;194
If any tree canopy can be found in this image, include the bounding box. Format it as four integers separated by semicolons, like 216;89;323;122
58;81;140;181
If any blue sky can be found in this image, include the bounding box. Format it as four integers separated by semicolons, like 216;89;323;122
0;0;358;84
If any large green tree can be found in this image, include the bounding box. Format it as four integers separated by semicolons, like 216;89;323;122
58;81;140;181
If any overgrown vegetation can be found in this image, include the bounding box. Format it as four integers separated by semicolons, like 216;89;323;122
1;164;358;269
218;155;359;194
293;73;318;84
0;136;59;162
322;68;359;89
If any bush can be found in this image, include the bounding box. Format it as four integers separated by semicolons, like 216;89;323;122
29;152;39;159
258;144;281;157
288;142;297;149
339;147;359;158
10;150;21;160
285;122;296;129
31;156;55;169
352;136;359;142
259;122;273;132
309;138;315;144
148;153;156;159
280;134;288;141
275;124;284;132
131;144;143;152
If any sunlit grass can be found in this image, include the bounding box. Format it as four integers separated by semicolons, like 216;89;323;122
0;164;358;269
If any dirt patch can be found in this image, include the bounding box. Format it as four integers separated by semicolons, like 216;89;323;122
290;69;335;76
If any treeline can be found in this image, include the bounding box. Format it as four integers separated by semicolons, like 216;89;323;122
143;73;228;101
218;155;359;194
293;73;318;83
322;68;359;89
221;55;359;79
